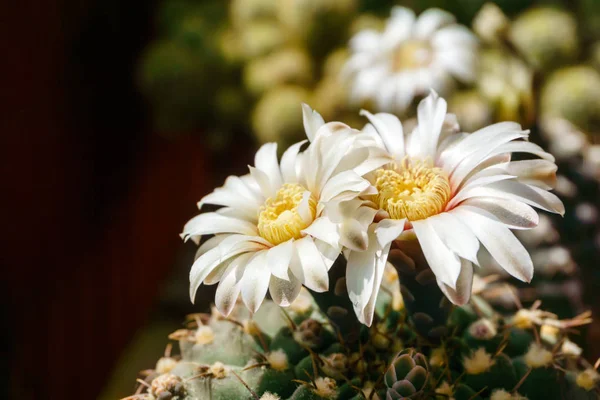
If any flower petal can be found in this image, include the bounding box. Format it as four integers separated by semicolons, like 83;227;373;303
190;236;266;302
414;8;455;39
266;240;294;280
302;103;325;142
249;166;275;199
346;245;377;324
452;208;533;282
437;258;473;305
383;7;416;49
426;212;479;264
293;237;329;292
240;251;270;312
255;143;282;190
181;213;258;242
280;140;307;183
460;198;539;230
360;110;405;159
214;253;253;316
374;218;406;248
413;90;447;159
269;272;302;307
412;218;461;289
320;170;371;203
302;217;341;249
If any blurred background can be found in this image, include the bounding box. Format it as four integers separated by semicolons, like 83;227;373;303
2;0;600;399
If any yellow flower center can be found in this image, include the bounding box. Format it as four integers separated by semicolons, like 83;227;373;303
373;158;451;221
392;40;433;71
257;183;317;245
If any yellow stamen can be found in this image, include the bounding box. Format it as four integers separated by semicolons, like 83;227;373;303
373;158;451;221
392;40;433;71
257;183;317;245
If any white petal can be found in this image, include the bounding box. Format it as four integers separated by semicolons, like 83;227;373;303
294;237;329;292
460;180;565;216
440;122;524;173
346;245;377;324
361;244;389;326
255;143;282;190
302;103;325;142
494;141;555;162
383;7;416;49
435;49;476;83
240;251;270;312
297;191;315;226
415;8;455;38
280;140;307;183
181;213;257;242
504;160;557;189
432;25;478;48
448;175;517;207
390;72;415;113
452;208;533;282
414;90;447;159
269;273;302;307
302;217;341;249
359;110;405;159
349;29;381;52
196;235;227;257
317;134;357;191
249;166;275;199
437;258;473;305
339;218;369;252
460;198;539;230
412;218;461;288
214;253;253;316
314;239;340;270
426;212;479;264
320;170;370;203
449;131;529;190
266;240;294;280
374;218;406;248
190;236;265;302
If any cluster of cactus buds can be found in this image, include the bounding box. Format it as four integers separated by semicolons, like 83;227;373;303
125;266;598;400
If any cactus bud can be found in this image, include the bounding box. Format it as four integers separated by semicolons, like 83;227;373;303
524;343;553;368
321;353;349;379
313;377;337;398
473;3;509;44
155;357;178;374
150;374;187;400
463;348;495;375
294;319;325;349
468;318;498;340
509;7;579;72
195;325;215;345
252;86;310;146
576;368;600;391
266;350;289;371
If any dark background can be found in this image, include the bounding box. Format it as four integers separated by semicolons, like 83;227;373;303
1;1;255;398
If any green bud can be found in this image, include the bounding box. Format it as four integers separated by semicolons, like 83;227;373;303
244;48;313;96
509;7;579;72
252;85;310;146
448;91;493;133
541;66;600;135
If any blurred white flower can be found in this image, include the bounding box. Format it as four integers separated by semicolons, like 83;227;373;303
343;7;477;113
182;105;388;315
344;91;563;324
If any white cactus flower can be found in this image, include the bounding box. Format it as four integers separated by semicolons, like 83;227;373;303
344;7;477;113
182;105;389;315
344;91;563;325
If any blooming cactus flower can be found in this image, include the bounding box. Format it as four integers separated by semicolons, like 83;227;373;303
344;7;477;113
344;90;564;325
182;105;388;315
